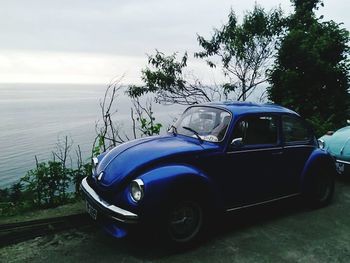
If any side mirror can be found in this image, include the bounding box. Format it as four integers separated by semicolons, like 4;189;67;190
231;137;243;148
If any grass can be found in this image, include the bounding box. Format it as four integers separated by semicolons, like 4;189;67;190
0;201;85;225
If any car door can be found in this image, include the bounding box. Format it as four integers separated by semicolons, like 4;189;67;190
280;114;316;194
221;114;284;208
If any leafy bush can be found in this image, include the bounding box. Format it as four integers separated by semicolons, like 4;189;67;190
267;0;349;130
307;113;338;138
138;116;162;137
70;162;92;196
20;161;71;207
0;158;91;216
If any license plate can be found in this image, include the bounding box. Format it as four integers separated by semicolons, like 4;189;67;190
86;201;98;220
336;162;345;174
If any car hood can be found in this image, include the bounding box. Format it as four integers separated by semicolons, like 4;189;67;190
320;126;350;160
95;135;218;188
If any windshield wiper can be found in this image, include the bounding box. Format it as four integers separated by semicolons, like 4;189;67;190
182;126;203;143
169;125;178;135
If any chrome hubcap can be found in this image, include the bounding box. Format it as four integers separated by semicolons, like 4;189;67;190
168;202;202;242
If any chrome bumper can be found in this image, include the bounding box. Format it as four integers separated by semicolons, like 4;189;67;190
336;159;350;165
80;177;138;223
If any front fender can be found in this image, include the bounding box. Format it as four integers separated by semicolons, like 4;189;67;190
133;164;219;221
300;148;336;193
142;164;212;201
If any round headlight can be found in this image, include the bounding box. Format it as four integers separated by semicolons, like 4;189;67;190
130;179;144;202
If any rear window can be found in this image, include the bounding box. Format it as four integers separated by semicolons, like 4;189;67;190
282;115;311;143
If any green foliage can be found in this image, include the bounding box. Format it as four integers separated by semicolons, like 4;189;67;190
128;51;188;100
195;5;284;67
128;5;284;104
20;161;71;207
92;134;104;157
70;162;92;196
138;116;162;137
291;0;324;16
214;5;284;100
127;51;208;105
9;182;23;203
267;0;350;132
0;188;10;201
306;113;335;137
0;183;23;206
0;182;28;216
1;154;91;216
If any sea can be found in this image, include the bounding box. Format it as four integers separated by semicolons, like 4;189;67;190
0;83;183;188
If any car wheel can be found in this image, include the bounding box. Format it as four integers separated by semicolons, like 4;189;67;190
166;200;203;244
307;170;335;207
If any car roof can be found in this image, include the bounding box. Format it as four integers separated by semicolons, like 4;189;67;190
197;101;299;117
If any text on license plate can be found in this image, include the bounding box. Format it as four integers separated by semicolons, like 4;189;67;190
86;201;97;220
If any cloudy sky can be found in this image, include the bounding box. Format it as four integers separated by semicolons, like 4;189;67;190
0;0;349;84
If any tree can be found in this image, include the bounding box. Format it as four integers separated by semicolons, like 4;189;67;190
196;5;284;101
128;51;214;105
128;5;284;104
267;0;350;136
93;80;163;156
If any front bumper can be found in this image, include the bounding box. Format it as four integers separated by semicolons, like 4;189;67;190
80;177;138;224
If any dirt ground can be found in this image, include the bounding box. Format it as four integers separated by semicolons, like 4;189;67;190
2;179;350;263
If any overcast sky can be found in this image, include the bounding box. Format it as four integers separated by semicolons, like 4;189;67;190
0;0;349;84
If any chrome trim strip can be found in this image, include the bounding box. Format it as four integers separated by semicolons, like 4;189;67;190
336;159;350;165
108;215;132;223
227;147;283;154
81;177;138;219
228;144;315;154
226;193;300;212
134;178;144;187
130;179;145;203
283;144;315;149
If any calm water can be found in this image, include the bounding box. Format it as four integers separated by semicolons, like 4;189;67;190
0;83;182;188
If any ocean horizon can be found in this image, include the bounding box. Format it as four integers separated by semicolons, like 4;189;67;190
0;83;183;188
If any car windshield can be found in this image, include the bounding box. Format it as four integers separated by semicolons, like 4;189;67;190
172;106;232;142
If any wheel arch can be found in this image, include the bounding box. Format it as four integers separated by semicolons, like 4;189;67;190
137;164;220;217
300;149;336;194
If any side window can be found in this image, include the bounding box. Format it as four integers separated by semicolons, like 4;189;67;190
232;115;278;146
282;115;311;144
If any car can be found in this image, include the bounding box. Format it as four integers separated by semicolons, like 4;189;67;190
81;102;336;244
319;126;350;175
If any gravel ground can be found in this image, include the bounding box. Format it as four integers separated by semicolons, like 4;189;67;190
2;179;350;263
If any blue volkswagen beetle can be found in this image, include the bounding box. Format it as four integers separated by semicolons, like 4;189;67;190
81;102;336;244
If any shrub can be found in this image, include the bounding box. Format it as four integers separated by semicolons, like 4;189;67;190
71;162;92;197
20;161;71;208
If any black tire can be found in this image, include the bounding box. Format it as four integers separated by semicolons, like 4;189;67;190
165;199;204;245
306;169;335;208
